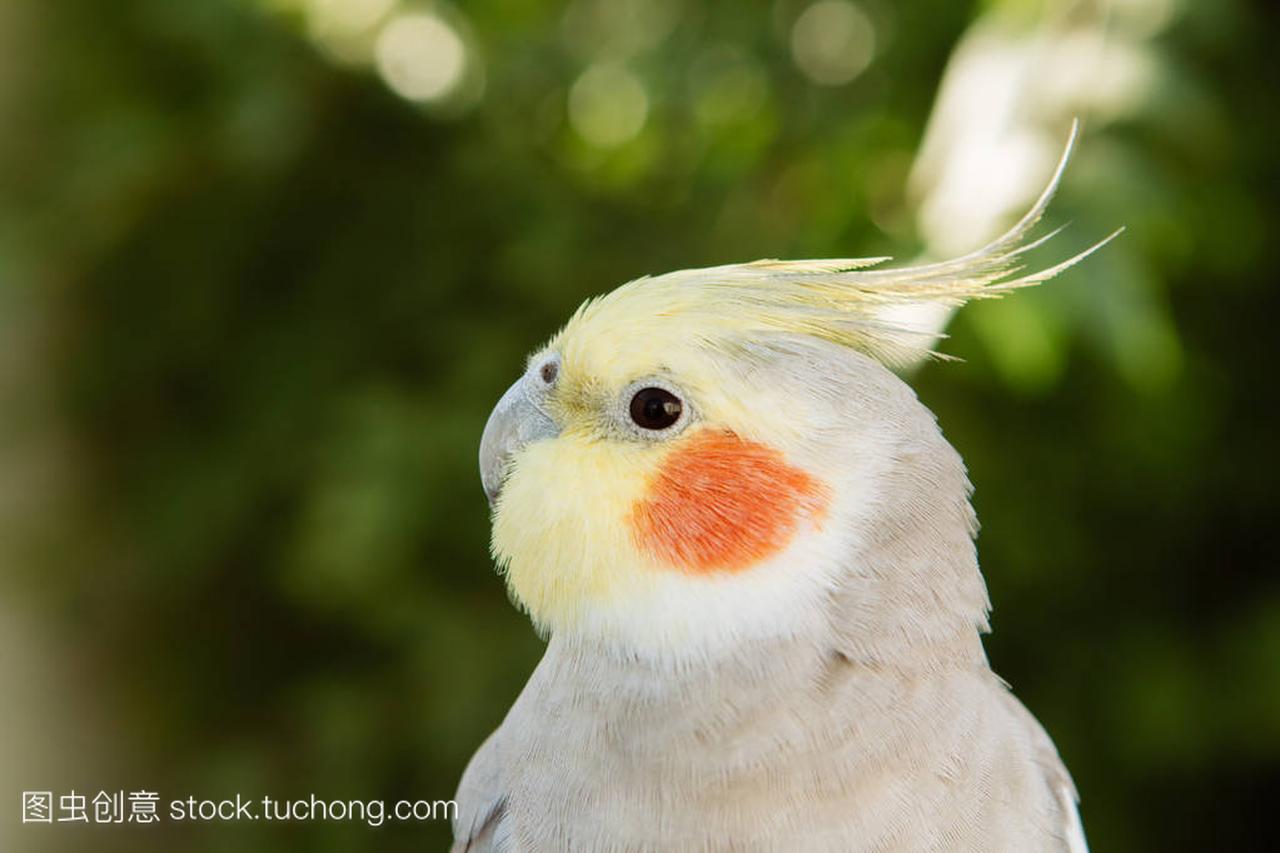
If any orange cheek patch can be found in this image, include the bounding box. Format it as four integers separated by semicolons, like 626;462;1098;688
629;430;830;573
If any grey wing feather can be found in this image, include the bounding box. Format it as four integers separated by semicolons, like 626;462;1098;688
451;729;510;853
998;689;1089;852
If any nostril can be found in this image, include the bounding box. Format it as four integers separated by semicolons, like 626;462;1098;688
540;360;559;385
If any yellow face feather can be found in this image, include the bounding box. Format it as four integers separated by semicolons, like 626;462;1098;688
492;426;657;631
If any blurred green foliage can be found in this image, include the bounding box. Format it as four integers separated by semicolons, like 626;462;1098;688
1;0;1277;851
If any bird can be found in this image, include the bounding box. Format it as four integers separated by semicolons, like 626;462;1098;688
454;125;1113;852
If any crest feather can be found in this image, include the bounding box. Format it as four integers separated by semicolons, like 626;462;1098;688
564;121;1120;369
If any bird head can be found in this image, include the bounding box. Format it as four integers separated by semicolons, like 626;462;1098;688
480;130;1116;664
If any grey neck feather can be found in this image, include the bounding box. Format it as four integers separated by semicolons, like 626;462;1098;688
827;363;992;672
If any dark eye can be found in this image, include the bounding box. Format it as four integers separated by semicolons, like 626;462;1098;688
629;387;683;430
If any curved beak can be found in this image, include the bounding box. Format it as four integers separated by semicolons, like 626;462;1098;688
479;376;559;506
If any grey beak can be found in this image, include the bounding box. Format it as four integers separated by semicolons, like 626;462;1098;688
479;374;560;505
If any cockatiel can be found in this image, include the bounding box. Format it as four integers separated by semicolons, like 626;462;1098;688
455;128;1113;852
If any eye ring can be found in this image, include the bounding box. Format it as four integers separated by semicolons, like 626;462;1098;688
615;377;692;440
629;386;684;431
